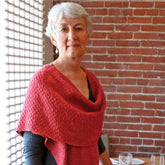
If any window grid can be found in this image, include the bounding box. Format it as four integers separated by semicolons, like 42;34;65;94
6;0;44;164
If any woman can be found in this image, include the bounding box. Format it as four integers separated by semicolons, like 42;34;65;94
17;2;112;165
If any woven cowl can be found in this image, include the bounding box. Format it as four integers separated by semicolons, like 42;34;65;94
16;64;106;165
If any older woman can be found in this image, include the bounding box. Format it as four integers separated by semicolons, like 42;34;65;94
17;2;112;165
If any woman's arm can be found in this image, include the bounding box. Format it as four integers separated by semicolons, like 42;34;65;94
99;150;113;165
23;131;45;165
98;137;113;165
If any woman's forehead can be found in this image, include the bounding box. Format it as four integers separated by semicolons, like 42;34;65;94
56;17;86;27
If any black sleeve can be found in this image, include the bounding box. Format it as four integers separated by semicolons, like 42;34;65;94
98;136;106;154
23;131;45;165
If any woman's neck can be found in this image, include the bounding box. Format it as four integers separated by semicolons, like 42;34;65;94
53;56;82;74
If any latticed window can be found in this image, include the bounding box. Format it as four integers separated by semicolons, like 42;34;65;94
0;0;44;164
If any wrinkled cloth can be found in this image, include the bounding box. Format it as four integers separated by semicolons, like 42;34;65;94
17;64;106;165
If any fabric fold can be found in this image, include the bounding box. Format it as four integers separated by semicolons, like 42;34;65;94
17;64;106;165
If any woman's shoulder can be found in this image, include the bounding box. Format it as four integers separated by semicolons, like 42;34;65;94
33;64;54;78
29;64;55;85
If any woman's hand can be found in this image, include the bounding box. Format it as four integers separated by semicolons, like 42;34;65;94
99;150;113;165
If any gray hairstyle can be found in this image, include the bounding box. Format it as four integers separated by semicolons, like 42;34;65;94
45;2;93;38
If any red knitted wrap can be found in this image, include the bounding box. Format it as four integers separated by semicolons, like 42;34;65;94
16;64;106;165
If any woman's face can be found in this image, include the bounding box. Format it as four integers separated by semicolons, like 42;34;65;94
51;17;90;60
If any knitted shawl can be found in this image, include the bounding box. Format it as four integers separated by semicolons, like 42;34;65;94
16;64;106;165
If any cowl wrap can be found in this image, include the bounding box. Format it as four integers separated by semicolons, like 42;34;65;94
16;64;106;165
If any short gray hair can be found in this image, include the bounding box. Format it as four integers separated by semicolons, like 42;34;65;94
45;2;93;38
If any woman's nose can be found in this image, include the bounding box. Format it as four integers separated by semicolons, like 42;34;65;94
68;30;77;40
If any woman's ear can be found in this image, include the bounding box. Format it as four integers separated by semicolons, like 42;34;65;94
50;34;57;47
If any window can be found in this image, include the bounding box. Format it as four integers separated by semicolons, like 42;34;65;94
0;0;44;164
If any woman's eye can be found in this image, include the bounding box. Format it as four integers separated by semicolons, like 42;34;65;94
61;28;67;32
76;27;82;31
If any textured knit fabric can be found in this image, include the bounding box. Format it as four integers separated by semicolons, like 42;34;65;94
16;64;106;165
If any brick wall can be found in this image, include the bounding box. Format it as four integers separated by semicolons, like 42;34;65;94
53;0;165;158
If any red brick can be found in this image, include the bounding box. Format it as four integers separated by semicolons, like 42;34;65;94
155;110;165;117
139;132;162;139
93;24;114;31
96;8;108;15
119;71;142;78
128;17;152;24
160;9;165;16
132;95;155;101
143;72;165;79
137;79;149;85
121;9;133;16
120;138;130;144
150;79;163;86
108;9;120;15
100;78;112;85
143;139;154;145
134;9;146;15
107;94;131;100
120;101;144;108
115;131;138;137
153;17;165;24
141;41;165;47
129;124;152;131
82;1;104;8
143;87;165;94
92;16;102;23
129;64;153;70
131;139;142;145
142;117;164;124
104;115;116;122
132;48;157;55
147;102;165;110
131;109;154;116
92;40;115;47
105;108;130;115
90;32;107;39
142;25;165;32
159;33;165;40
138;146;161;153
102;85;117;92
155;2;165;8
158;49;165;55
156;96;165;102
104;123;127;130
155;140;165;146
118;86;141;93
118;56;141;62
105;1;129;8
103;17;127;23
116;25;140;32
134;32;159;39
125;79;136;85
105;63;129;70
85;8;95;15
116;40;139;47
108;48;131;55
130;1;153;8
143;57;165;63
93;55;116;62
147;9;158;16
113;78;125;85
108;32;132;39
106;101;119;108
154;125;165;132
